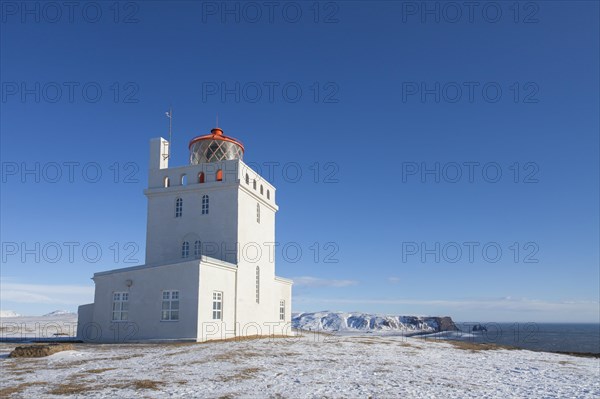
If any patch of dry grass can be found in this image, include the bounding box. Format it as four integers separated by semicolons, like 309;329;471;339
311;358;339;363
558;360;575;365
351;339;381;345
278;351;300;357
46;379;165;395
0;382;45;397
201;334;295;344
107;353;144;361
50;359;97;369
9;343;74;358
217;367;262;382
187;358;211;365
213;350;263;362
4;369;32;376
442;340;519;352
40;353;144;370
373;367;392;374
47;383;91;395
84;367;117;374
130;380;162;390
162;341;197;347
399;342;418;348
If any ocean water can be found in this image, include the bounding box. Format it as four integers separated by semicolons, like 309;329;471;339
424;322;600;354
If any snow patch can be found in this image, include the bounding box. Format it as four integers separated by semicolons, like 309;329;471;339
0;310;21;318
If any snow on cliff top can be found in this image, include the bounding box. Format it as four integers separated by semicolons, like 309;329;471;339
0;310;21;318
0;310;76;318
292;311;451;333
42;310;76;317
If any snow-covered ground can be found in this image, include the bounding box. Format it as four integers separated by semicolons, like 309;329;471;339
1;313;598;397
1;332;598;398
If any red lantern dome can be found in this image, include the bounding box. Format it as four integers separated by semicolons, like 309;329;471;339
188;128;245;164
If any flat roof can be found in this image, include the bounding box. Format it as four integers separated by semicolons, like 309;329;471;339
93;255;237;277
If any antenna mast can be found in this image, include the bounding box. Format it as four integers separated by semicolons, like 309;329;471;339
165;107;173;159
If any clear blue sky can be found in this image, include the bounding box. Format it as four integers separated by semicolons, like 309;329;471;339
1;1;598;322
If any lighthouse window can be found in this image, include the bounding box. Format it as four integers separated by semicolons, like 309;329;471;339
255;267;260;303
212;291;223;320
245;174;249;184
161;290;179;321
181;241;190;258
216;169;223;181
267;190;270;200
279;300;285;321
194;240;201;258
164;177;170;188
256;203;260;223
181;174;187;185
260;185;263;195
202;195;209;215
253;180;257;190
198;172;205;184
175;197;183;218
112;292;129;321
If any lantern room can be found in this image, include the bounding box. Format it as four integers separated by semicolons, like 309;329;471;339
188;128;245;164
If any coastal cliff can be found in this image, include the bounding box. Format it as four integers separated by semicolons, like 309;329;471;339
292;311;459;333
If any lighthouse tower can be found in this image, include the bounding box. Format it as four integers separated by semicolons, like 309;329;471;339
77;127;292;342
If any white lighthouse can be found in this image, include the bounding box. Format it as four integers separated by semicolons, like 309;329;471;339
77;127;293;342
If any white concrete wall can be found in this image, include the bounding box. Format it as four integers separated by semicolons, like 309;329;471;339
197;259;237;341
76;303;94;340
88;260;200;342
273;278;293;335
144;180;240;265
144;139;278;267
235;159;286;336
235;175;283;335
149;137;169;177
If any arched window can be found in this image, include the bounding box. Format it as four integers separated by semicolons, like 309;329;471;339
175;197;183;218
202;195;209;215
245;174;249;184
260;185;263;195
216;169;223;181
198;172;205;184
256;203;260;223
181;241;190;258
181;174;187;186
164;177;170;188
267;190;270;200
194;240;201;258
255;266;260;303
253;180;257;190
